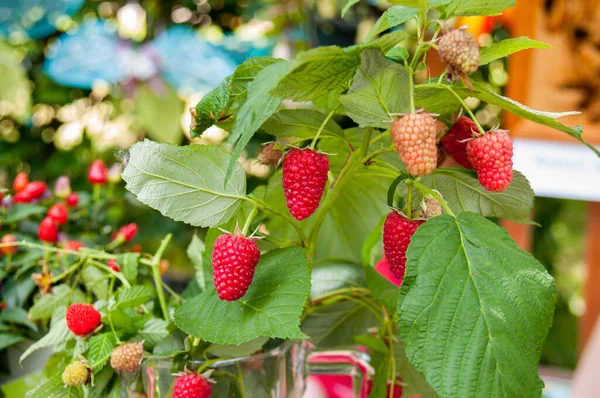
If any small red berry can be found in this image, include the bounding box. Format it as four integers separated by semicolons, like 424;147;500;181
282;148;329;221
48;203;68;225
64;241;85;251
391;113;438;176
38;217;58;243
88;160;108;185
13;172;28;193
441;117;477;169
66;192;79;207
172;373;212;398
108;259;120;272
374;257;402;286
212;232;260;301
24;181;47;199
66;303;102;336
1;234;18;255
383;211;424;281
118;223;138;242
466;129;514;192
13;191;32;203
131;244;142;253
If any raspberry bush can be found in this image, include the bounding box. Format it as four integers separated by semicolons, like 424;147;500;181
4;1;600;397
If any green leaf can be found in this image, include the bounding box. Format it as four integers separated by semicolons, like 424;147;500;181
398;169;535;223
480;37;550;66
354;334;389;354
364;266;398;314
228;57;281;103
82;264;109;300
397;213;556;397
386;46;410;62
365;6;419;40
2;204;46;224
89;366;115;398
174;247;311;345
88;333;117;370
135;318;169;348
134;84;184;145
122;140;247;227
190;75;232;137
432;0;515;17
21;308;72;365
311;261;366;298
206;336;269;357
0;307;37;331
0;333;25;351
355;31;409;55
187;234;208;291
116;253;140;284
340;49;410;128
341;0;361;17
24;373;64;398
271;47;358;103
389;0;426;8
226;60;289;182
0;42;31;122
29;284;85;321
115;285;152;309
262;109;344;139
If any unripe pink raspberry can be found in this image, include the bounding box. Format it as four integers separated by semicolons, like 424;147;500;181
439;29;480;76
391;112;438;176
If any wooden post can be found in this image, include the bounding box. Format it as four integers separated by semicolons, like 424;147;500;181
500;220;532;252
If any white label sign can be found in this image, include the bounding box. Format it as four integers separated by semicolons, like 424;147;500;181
512;138;600;202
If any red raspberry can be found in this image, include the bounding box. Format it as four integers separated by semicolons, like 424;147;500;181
374;257;402;286
466;129;514;192
1;234;18;255
88;160;108;185
212;233;260;301
48;203;68;225
66;303;102;336
118;223;138;241
24;181;47;199
13;172;29;193
13;191;32;203
64;240;85;251
282;148;329;220
441;117;477;169
66;193;79;207
172;373;212;398
391;113;438;176
38;217;58;243
383;211;424;280
108;259;120;272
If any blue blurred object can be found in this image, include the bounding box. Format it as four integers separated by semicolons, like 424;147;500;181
44;19;123;89
0;0;84;40
149;25;237;95
218;33;274;64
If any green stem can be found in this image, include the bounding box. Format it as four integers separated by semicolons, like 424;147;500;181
108;312;121;344
246;197;309;246
152;234;172;322
406;186;412;216
92;184;101;217
50;256;87;283
310;107;338;150
370;130;390;145
407;180;455;217
241;207;259;236
162;282;183;302
360;127;374;158
88;259;131;288
361;146;395;164
406;63;416;113
104;235;125;252
0;240;117;260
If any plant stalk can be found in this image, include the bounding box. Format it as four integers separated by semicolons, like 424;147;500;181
151;233;172;322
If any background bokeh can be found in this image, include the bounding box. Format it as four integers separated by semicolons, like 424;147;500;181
0;0;586;372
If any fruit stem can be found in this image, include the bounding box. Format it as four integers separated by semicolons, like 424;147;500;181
406;62;416;113
408;180;455;217
92;183;101;216
310;107;338;150
246;197;309;247
406;185;413;216
242;207;259;236
151;234;172;322
50;256;87;283
360;126;374;158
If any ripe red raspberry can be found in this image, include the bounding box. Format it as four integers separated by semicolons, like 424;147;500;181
466;129;514;192
383;211;424;280
24;181;47;199
374;257;402;286
13;172;29;193
88;160;108;185
118;223;138;241
110;342;143;372
1;234;18;255
66;192;79;207
212;232;260;301
282;148;329;220
257;142;283;167
38;217;58;243
441;117;477;169
172;373;212;398
66;303;102;336
48;203;68;225
391;113;438;176
13;191;32;204
438;29;480;76
64;240;85;251
108;259;120;272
